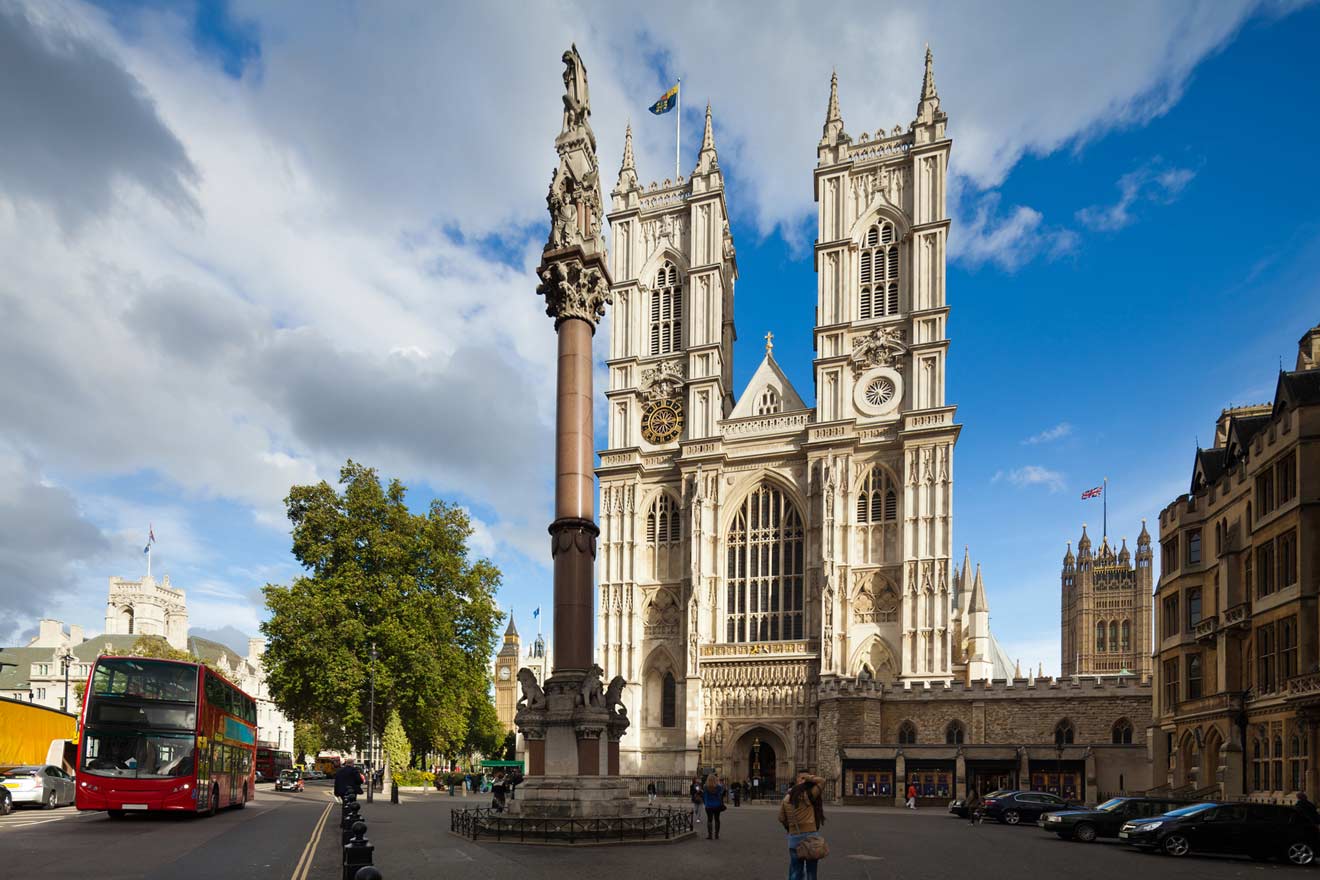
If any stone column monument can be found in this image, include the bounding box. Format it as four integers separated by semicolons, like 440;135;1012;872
511;45;632;819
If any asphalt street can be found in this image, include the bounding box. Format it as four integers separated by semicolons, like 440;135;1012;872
2;787;1312;880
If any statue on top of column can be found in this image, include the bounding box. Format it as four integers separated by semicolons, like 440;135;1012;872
560;44;595;149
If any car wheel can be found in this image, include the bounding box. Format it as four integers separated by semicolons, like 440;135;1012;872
0;794;11;816
1162;834;1191;857
1286;842;1315;866
107;809;125;819
1002;809;1021;825
1073;823;1097;843
44;789;58;810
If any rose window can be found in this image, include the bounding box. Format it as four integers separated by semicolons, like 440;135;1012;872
865;377;896;407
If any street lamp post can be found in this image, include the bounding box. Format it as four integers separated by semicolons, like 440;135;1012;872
367;641;376;803
60;650;74;713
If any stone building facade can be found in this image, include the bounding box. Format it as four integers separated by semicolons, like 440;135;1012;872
103;574;189;651
593;50;1152;802
1152;322;1320;802
1061;523;1154;679
494;616;550;734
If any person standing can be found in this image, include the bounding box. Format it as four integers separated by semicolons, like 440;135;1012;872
333;757;364;801
967;789;982;825
778;770;826;880
1297;791;1320;824
703;774;727;840
905;782;917;809
690;776;703;825
732;781;742;807
647;781;657;804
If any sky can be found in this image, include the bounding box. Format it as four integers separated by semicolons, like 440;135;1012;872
1;0;1317;673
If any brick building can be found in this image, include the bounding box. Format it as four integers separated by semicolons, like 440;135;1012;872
1152;321;1319;801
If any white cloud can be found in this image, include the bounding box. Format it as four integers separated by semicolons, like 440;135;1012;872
951;191;1078;272
1076;159;1199;231
992;466;1066;493
1022;422;1073;445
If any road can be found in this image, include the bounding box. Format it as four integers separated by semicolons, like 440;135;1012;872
0;780;341;880
2;787;1309;879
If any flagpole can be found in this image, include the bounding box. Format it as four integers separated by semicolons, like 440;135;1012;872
1103;477;1108;543
675;78;681;182
146;544;151;579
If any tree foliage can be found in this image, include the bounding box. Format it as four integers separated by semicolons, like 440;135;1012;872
499;729;518;761
382;709;410;774
462;694;506;760
293;720;322;765
261;461;503;754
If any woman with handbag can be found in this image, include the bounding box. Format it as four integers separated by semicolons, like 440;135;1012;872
777;771;827;880
703;773;727;839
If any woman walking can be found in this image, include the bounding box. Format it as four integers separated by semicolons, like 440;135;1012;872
778;770;826;880
690;776;703;825
703;774;727;839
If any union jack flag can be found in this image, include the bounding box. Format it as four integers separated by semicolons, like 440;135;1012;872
1081;486;1103;500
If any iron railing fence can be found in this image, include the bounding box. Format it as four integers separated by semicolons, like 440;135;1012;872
450;806;694;843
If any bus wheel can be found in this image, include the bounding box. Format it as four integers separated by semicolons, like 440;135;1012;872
207;785;219;817
237;785;248;809
107;809;125;819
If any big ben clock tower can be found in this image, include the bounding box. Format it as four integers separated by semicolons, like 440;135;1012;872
493;615;521;732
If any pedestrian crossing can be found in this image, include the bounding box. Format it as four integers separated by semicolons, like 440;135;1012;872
0;807;97;831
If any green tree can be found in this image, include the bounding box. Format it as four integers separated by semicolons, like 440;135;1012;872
381;708;410;776
293;720;322;766
261;461;503;755
499;729;517;761
462;694;506;761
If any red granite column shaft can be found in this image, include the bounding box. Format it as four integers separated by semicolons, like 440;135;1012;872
550;317;597;673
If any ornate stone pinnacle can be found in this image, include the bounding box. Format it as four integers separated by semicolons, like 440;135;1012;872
537;256;612;328
916;43;943;125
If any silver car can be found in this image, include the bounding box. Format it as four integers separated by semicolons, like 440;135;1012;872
0;765;76;809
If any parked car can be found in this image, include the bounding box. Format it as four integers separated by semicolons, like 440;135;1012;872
1039;796;1194;841
1119;801;1319;865
0;765;76;809
275;770;305;793
981;790;1082;825
949;789;1015;818
304;769;325;781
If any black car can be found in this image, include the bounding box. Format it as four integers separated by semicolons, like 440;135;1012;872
1119;801;1319;865
1039;796;1192;841
949;789;1015;818
982;790;1081;825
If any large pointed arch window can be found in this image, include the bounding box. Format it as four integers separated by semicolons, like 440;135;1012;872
855;466;899;565
661;672;677;728
646;494;682;581
725;483;805;643
859;221;899;320
650;261;683;355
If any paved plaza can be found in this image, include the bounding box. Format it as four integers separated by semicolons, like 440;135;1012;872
4;781;1305;879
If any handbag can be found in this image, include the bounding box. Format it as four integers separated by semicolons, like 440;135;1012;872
796;835;829;861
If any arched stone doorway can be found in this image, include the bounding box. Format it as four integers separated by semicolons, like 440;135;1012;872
726;726;789;799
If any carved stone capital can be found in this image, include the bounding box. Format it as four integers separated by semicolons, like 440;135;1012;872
550;516;600;560
575;724;605;740
537;253;612;329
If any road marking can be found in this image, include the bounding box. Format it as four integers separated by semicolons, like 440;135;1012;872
290;799;333;880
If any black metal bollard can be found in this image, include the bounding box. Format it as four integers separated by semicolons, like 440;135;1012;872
342;821;373;880
355;869;382;880
390;781;398;804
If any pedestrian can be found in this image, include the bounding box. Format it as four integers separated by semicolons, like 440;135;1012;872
905;782;917;809
690;776;704;825
778;770;827;880
491;771;508;812
967;789;982;826
647;780;657;804
732;781;742;807
1297;791;1320;824
333;757;364;801
703;773;727;840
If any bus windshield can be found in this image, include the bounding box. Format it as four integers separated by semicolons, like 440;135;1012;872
81;729;195;778
91;658;198;703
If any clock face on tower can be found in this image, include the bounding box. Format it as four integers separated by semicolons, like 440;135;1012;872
499;666;511;680
641;399;684;444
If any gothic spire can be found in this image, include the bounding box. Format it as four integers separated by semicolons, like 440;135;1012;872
915;43;943;126
1063;541;1075;565
615;122;637;192
820;69;845;147
969;563;988;613
695;102;719;175
505;614;519;638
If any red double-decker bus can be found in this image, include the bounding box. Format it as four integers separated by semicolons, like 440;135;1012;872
75;656;257;817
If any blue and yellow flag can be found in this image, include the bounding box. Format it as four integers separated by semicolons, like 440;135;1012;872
650;83;679;115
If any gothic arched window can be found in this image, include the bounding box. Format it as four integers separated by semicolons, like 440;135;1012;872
1109;621;1119;653
646;494;681;545
725;483;805;643
661;672;677;728
1112;718;1134;744
897;720;917;744
755;386;781;415
856;467;899;524
1095;620;1106;653
650;261;682;355
859;221;899;320
1121;620;1131;652
1054;719;1075;746
945;721;966;745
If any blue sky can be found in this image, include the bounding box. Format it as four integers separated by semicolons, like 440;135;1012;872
0;1;1316;673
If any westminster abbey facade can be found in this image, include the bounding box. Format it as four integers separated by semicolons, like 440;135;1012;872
594;51;1150;802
